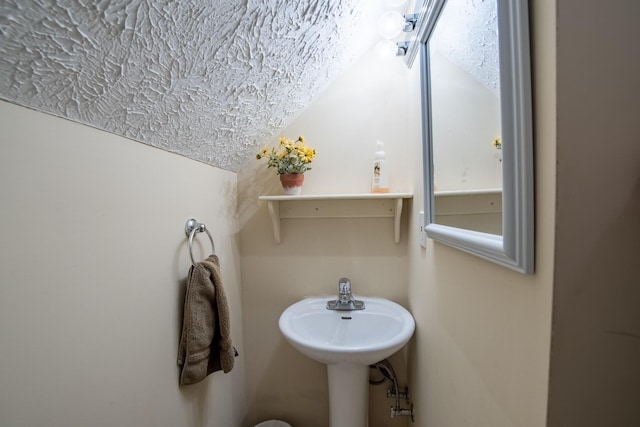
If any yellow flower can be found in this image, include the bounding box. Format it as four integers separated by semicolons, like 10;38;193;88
255;146;269;159
301;148;315;163
256;135;316;174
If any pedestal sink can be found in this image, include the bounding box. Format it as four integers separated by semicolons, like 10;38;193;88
278;297;415;427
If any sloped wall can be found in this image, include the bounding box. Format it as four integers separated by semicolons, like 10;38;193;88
0;0;375;171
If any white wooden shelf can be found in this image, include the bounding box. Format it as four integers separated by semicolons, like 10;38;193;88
258;193;413;244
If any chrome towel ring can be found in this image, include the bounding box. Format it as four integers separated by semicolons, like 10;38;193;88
185;217;215;265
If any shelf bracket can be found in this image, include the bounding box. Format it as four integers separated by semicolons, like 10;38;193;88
394;197;403;244
266;201;281;244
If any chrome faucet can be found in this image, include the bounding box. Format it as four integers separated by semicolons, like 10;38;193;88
338;277;352;303
327;277;365;310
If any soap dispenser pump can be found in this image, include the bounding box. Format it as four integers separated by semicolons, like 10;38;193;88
371;140;389;193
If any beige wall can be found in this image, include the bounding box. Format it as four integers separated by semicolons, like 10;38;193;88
405;0;555;426
238;1;555;425
9;0;640;425
0;102;247;427
549;1;640;425
238;54;418;427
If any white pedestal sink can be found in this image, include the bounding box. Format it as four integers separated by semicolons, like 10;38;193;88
279;297;415;427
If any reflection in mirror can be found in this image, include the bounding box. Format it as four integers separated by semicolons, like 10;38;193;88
430;0;502;235
419;0;534;273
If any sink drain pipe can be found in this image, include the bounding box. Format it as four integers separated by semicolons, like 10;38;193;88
369;359;415;422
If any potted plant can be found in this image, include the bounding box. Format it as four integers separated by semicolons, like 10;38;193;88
256;136;316;195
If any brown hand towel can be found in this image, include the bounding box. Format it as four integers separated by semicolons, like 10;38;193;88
178;254;235;385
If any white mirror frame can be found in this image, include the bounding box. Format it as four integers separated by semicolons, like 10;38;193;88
418;0;534;274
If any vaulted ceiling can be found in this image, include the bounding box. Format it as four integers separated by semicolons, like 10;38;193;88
0;0;388;171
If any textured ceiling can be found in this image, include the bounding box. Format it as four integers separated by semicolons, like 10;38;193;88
431;0;499;97
0;0;383;171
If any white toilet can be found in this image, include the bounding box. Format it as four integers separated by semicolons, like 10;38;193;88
254;420;292;427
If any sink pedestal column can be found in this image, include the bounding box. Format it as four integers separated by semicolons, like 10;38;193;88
327;364;369;427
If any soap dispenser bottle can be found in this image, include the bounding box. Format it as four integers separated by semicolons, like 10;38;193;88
371;140;389;193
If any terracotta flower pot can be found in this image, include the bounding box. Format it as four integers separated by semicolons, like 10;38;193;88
279;173;304;195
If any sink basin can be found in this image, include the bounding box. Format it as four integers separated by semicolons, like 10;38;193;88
279;296;415;366
279;296;415;427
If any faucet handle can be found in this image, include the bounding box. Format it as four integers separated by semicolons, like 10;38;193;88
338;277;351;295
327;277;364;311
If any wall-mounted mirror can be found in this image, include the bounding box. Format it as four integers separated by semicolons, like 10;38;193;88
417;0;534;273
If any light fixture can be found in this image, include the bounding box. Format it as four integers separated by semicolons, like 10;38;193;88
403;14;418;32
378;10;406;39
375;1;419;61
396;41;409;56
375;39;400;59
375;40;410;59
379;12;419;39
